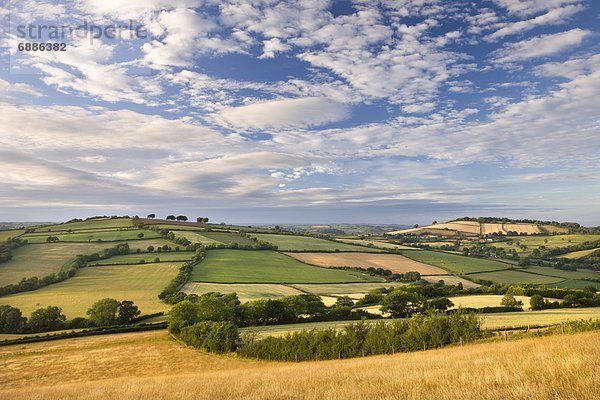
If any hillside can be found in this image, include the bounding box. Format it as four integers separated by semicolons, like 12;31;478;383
0;330;598;399
387;220;555;236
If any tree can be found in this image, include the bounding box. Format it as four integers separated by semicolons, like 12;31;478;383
137;232;144;239
500;293;523;308
529;294;545;311
380;290;426;318
203;218;209;223
116;300;140;325
87;298;120;326
413;224;419;228
166;215;176;221
0;305;27;333
176;215;188;222
281;294;325;318
46;236;59;243
427;297;454;312
147;245;155;252
29;306;66;332
196;217;204;223
334;296;355;308
147;214;155;219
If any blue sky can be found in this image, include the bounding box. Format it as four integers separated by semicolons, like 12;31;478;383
0;0;599;225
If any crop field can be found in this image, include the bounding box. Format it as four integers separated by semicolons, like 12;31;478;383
334;239;417;250
0;242;121;285
0;262;180;318
547;279;600;290
183;282;303;302
190;250;381;284
250;234;381;252
172;231;224;245
126;238;182;251
469;269;565;285
291;282;405;295
90;251;196;265
400;250;510;274
21;229;160;244
422;275;480;287
449;295;531;309
491;234;600;254
284;252;448;275
200;232;257;246
561;248;599;259
0;229;25;242
32;218;133;232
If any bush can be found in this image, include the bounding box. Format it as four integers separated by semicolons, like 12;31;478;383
178;321;239;353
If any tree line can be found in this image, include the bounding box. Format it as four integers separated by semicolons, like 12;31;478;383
0;298;140;334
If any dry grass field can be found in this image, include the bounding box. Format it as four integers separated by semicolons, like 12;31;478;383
334;239;418;250
183;282;303;302
284;252;448;275
0;330;598;399
389;221;542;236
422;275;480;287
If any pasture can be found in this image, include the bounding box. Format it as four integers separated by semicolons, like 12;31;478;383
284;252;448;275
291;282;405;295
20;229;160;244
183;282;303;302
523;265;600;280
32;218;133;232
334;239;417;250
250;234;381;252
172;231;224;245
0;242;120;285
492;234;600;254
561;248;599;259
90;251;196;265
190;250;381;284
200;232;257;246
0;229;25;242
400;250;510;274
469;269;565;285
0;262;180;318
422;275;480;287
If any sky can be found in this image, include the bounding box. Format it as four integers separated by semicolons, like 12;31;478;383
0;0;599;225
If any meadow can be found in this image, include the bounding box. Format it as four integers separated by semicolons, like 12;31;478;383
1;330;596;399
491;234;600;254
401;250;511;274
422;275;480;287
32;218;133;232
190;250;381;284
469;269;565;285
0;242;121;285
20;229;160;244
250;234;382;252
172;231;224;245
90;252;196;265
200;232;258;246
334;238;417;250
0;262;180;318
0;229;24;242
561;248;599;258
449;294;531;309
284;252;448;275
523;265;600;280
183;282;304;302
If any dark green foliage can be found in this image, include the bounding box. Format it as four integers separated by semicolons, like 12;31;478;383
178;321;239;353
238;311;482;361
0;238;27;263
28;306;67;332
117;300;141;325
87;298;120;326
381;290;426;318
529;294;545;311
0;305;27;333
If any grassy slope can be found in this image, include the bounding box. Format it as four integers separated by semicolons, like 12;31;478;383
491;234;600;255
0;262;180;318
1;330;598;399
401;250;510;274
91;252;196;265
0;243;120;285
199;232;258;246
32;218;133;232
21;229;160;244
191;250;382;283
173;231;224;245
561;248;600;259
0;229;25;242
183;282;304;302
468;269;564;285
251;233;382;252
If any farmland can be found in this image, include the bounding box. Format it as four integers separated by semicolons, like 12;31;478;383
190;250;381;283
284;252;448;275
250;234;381;252
401;250;510;274
422;275;481;287
172;231;224;245
0;262;180;318
469;269;565;285
90;251;196;265
200;232;257;246
334;238;417;250
2;326;598;400
32;218;133;232
561;248;599;258
491;234;600;254
0;229;24;242
0;242;122;285
20;229;160;244
183;282;303;302
449;294;531;309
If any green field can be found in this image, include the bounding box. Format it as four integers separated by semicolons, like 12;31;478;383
32;218;133;232
469;269;565;285
0;229;25;242
491;234;600;255
560;248;599;259
0;262;180;318
547;279;600;290
0;243;122;285
21;229;160;244
173;231;226;245
183;282;304;302
291;282;406;295
199;232;257;246
190;250;382;283
90;251;196;265
401;250;510;274
250;234;382;252
523;266;600;280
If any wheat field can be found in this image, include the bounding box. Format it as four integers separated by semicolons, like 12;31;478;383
0;329;598;399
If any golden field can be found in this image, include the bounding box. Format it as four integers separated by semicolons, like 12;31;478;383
1;329;599;399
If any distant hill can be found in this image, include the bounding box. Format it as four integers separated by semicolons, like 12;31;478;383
387;219;570;237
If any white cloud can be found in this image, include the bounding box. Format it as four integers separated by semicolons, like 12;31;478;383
492;28;591;63
0;78;43;97
259;38;291;59
492;0;582;16
212;97;350;130
486;4;583;41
